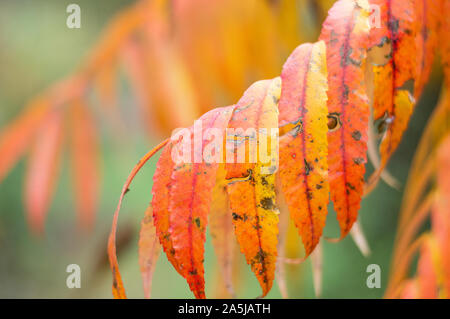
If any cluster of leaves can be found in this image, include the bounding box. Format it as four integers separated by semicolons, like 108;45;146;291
385;0;450;299
0;0;448;299
386;88;450;298
108;0;450;299
0;0;330;233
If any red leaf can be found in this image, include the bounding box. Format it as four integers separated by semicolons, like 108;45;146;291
278;41;329;256
319;0;371;237
24;110;65;234
167;106;233;299
225;78;281;297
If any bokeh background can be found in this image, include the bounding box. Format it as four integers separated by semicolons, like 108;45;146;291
0;0;444;298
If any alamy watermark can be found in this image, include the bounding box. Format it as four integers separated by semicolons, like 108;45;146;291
66;4;81;29
366;264;381;289
66;264;81;288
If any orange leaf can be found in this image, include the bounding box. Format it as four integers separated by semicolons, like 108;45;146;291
0;98;49;183
368;0;418;173
433;135;450;296
167;106;233;299
225;78;281;297
70;102;100;230
24;110;65;234
319;0;371;237
138;204;161;299
278;41;329;256
151;142;181;275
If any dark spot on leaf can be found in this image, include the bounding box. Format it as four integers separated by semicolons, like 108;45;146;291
254;249;268;264
304;159;313;176
260;197;275;210
232;212;243;221
352;130;362;141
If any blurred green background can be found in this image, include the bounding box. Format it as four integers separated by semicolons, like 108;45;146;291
0;0;444;298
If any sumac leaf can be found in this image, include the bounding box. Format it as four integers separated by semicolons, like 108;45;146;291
225;78;281;297
278;41;329;256
319;0;371;237
166;106;233;299
24;110;65;234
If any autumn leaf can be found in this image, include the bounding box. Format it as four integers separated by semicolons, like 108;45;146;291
386;92;450;299
367;0;418;180
225;77;281;297
434;135;450;296
166;106;233;299
151;141;181;276
319;0;371;238
278;41;329;256
24;110;65;234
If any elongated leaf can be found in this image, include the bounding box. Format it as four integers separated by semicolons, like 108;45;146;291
209;166;236;297
139;204;161;299
70;102;100;230
24;110;65;234
368;0;417;175
0;99;49;183
226;78;281;297
319;0;371;237
151;142;181;275
434;135;450;296
167;106;233;299
278;41;329;256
